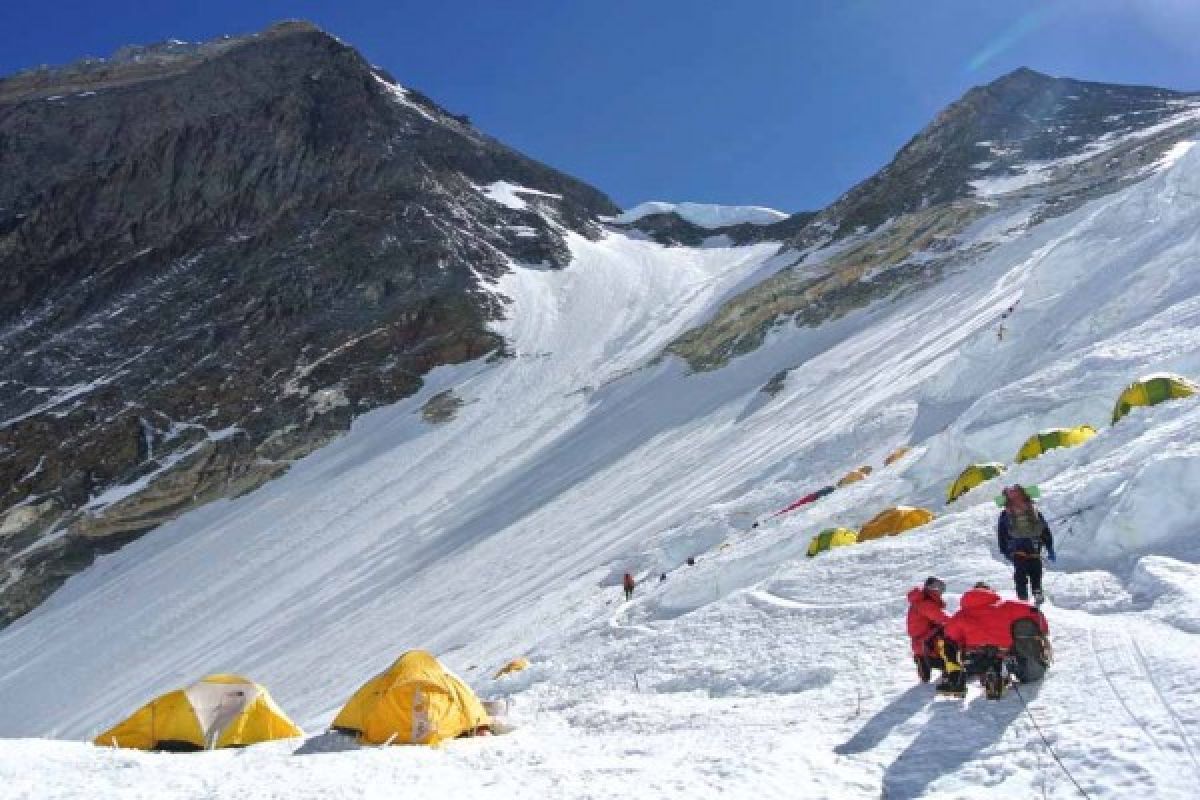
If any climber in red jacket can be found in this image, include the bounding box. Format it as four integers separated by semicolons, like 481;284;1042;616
906;576;951;682
937;582;1050;697
622;572;636;602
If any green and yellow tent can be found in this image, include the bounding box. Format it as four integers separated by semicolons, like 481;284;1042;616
1111;373;1198;424
806;527;858;557
1015;425;1097;463
946;462;1007;503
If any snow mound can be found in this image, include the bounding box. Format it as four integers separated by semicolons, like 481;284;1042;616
612;201;788;228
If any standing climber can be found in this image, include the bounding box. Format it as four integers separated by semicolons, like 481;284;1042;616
907;576;952;683
623;572;636;602
997;485;1056;605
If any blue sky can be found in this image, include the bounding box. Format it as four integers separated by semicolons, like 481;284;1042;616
3;1;1200;212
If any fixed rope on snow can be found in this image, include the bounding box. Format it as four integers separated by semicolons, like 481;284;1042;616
1012;684;1093;800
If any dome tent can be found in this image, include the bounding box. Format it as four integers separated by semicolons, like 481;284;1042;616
837;465;872;487
332;650;490;745
884;446;911;466
1015;425;1097;463
858;506;935;541
494;658;530;679
947;462;1007;503
93;674;302;751
806;527;858;557
1111;373;1198;424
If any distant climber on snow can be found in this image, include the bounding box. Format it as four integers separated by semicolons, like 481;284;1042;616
623;572;636;602
997;485;1055;605
936;582;1051;699
907;576;951;684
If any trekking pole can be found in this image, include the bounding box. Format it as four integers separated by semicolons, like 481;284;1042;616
1012;684;1092;799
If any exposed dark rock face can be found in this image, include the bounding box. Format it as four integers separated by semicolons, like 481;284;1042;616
420;389;464;424
671;68;1200;371
0;21;618;624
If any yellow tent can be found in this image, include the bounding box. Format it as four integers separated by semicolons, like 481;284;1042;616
884;447;911;466
946;462;1007;503
858;506;935;541
332;650;490;745
806;527;858;557
1111;373;1198;424
1015;425;1097;463
837;469;868;487
494;658;530;679
94;674;302;751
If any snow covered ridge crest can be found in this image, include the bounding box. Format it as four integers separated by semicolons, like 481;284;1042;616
669;76;1200;372
611;201;789;229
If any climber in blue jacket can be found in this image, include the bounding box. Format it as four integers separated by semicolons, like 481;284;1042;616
997;485;1056;606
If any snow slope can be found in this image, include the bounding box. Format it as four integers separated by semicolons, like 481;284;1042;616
3;143;1200;798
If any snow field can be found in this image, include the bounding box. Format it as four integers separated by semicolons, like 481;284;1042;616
3;138;1200;798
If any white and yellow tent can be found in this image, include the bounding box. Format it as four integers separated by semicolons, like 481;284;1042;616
94;674;303;751
332;650;490;745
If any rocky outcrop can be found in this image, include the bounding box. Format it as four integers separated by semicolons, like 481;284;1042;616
420;389;465;424
0;21;618;625
670;68;1200;371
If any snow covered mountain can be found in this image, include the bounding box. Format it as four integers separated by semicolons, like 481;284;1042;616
0;21;617;625
2;26;1200;800
671;68;1200;370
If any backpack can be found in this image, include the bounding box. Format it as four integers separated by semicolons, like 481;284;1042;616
1009;617;1051;683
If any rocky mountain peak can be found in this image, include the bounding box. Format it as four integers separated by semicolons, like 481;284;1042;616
0;21;617;625
816;67;1194;238
670;69;1200;372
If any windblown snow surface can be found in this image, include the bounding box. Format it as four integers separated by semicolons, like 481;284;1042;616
3;147;1200;799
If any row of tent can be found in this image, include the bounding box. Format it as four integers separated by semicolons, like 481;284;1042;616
93;651;528;751
946;373;1198;504
766;446;913;522
806;505;935;557
805;374;1197;557
101;374;1199;750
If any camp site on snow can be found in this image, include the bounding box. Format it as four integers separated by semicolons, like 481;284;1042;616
4;9;1200;798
